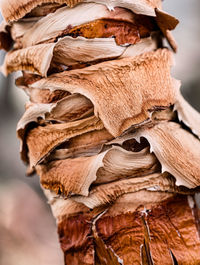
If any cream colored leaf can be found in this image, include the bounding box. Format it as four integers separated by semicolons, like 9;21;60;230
95;146;159;184
122;37;156;57
17;102;55;131
2;36;156;76
136;121;200;188
11;17;40;41
53;36;126;65
44;189;89;221
22;4;136;47
0;0;159;22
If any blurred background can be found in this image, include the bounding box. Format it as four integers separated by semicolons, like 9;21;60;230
0;0;199;264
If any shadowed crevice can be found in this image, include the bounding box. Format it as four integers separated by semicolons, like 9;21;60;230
169;249;179;265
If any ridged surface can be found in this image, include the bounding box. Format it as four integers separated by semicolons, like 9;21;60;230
1;1;200;264
57;194;200;264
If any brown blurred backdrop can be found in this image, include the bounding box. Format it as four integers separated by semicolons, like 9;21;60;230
0;0;199;264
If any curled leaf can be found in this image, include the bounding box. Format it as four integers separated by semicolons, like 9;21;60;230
21;4;137;47
49;128;113;160
2;36;156;76
23;86;70;104
31;49;176;136
38;154;105;196
17;93;93;129
155;8;179;52
136;121;200;188
0;0;159;22
11;17;40;45
38;144;159;197
2;43;55;76
26;115;103;167
73;173;176;208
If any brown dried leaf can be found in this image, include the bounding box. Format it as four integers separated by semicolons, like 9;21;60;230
38;155;105;196
24;87;70;104
31;49;176;136
38;144;158;197
2;43;55;76
49;192;200;264
49;128;113;160
73;173;176;208
26;3;64;18
26;115;103;167
17;94;94;163
3;35;156;76
67;17;156;45
21;4;138;47
155;8;179;52
95;194;200;265
164;29;178;53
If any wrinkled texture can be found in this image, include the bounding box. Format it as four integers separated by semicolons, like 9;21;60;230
67;17;156;45
2;43;55;76
31;49;176;136
73;173;177;208
135;121;200;188
21;4;139;48
38;145;159;197
55;193;200;265
1;0;200;264
1;37;134;76
0;0;161;22
26;115;103;167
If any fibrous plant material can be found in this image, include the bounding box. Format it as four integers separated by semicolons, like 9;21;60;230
1;0;200;264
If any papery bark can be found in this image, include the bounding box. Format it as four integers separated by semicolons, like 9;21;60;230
1;0;200;264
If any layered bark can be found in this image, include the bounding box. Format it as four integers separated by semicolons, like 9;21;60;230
55;193;200;265
1;0;200;264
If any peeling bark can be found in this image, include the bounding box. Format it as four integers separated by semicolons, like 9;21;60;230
1;0;200;264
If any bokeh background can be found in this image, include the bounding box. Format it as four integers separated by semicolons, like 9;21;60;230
0;0;200;264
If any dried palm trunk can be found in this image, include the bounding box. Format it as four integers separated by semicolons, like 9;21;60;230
1;0;200;264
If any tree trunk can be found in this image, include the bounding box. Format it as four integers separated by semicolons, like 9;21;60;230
1;0;200;264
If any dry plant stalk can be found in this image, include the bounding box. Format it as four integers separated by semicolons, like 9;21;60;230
1;0;200;264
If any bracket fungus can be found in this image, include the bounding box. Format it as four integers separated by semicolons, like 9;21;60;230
1;0;200;264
